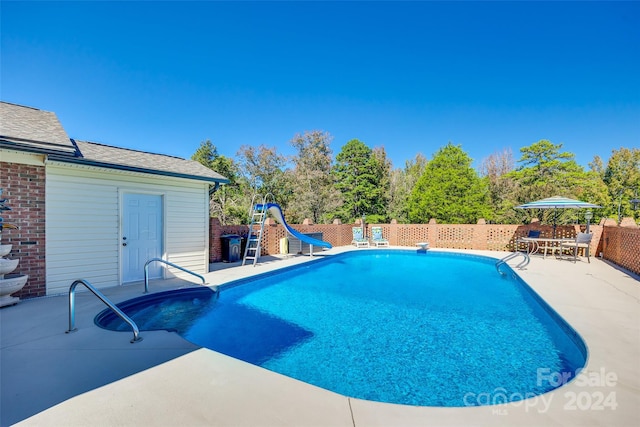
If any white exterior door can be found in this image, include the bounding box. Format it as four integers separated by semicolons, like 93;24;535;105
122;193;163;282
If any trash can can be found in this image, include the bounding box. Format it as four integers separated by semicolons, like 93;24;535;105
221;234;241;262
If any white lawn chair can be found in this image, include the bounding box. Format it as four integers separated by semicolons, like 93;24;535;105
560;232;593;263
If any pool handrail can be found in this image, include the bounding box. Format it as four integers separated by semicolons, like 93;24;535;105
66;279;142;343
144;257;206;293
496;251;530;275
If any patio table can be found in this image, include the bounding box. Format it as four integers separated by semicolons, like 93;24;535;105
517;237;574;259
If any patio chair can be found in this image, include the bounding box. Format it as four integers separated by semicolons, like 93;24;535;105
370;226;389;248
560;232;593;263
352;227;369;248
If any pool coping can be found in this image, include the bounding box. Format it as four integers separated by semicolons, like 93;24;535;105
2;247;639;426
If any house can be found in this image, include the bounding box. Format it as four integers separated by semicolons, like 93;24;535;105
0;101;228;297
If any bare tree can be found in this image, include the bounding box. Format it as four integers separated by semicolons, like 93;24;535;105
479;148;516;223
236;144;290;210
289;130;342;223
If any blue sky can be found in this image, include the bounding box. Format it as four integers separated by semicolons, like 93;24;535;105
2;1;638;170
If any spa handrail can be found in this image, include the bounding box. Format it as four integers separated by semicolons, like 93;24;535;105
66;279;142;343
144;258;206;293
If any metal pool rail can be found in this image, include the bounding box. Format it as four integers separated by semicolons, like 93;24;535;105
495;252;530;275
66;279;142;343
144;258;207;293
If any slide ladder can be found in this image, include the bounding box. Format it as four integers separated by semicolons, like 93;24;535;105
242;194;273;266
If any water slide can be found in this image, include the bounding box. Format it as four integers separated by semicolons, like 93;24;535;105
258;203;332;249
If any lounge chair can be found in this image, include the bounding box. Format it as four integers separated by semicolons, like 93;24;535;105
560;232;593;263
370;226;389;248
352;227;369;248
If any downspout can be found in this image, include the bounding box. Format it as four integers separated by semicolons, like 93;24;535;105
209;182;220;196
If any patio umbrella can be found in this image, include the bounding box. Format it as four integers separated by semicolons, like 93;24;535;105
516;196;601;237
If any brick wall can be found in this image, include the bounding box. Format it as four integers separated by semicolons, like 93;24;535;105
209;218;249;262
0;162;46;298
600;225;640;275
209;217;638;276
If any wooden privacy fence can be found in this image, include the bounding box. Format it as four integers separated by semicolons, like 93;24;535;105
209;218;639;276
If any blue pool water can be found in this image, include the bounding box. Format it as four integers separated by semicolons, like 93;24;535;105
96;250;587;407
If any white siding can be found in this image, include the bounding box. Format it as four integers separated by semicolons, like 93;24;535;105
45;163;210;295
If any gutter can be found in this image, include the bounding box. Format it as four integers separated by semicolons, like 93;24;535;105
0;140;79;158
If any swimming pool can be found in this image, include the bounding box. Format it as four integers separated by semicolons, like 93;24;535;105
96;250;587;407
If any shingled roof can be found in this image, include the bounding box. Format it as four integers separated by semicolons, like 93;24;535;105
0;101;78;156
0;101;228;184
69;140;228;183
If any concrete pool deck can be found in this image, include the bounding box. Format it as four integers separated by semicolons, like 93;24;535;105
1;247;639;426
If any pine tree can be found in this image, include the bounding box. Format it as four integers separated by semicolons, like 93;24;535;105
407;143;490;224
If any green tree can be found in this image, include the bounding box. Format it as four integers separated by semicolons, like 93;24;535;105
512;139;578;199
509;139;609;225
191;140;245;225
369;146;392;223
191;140;219;169
209;157;248;225
388;154;427;223
288;131;342;224
407;143;490;224
603;147;640;222
332;139;387;223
